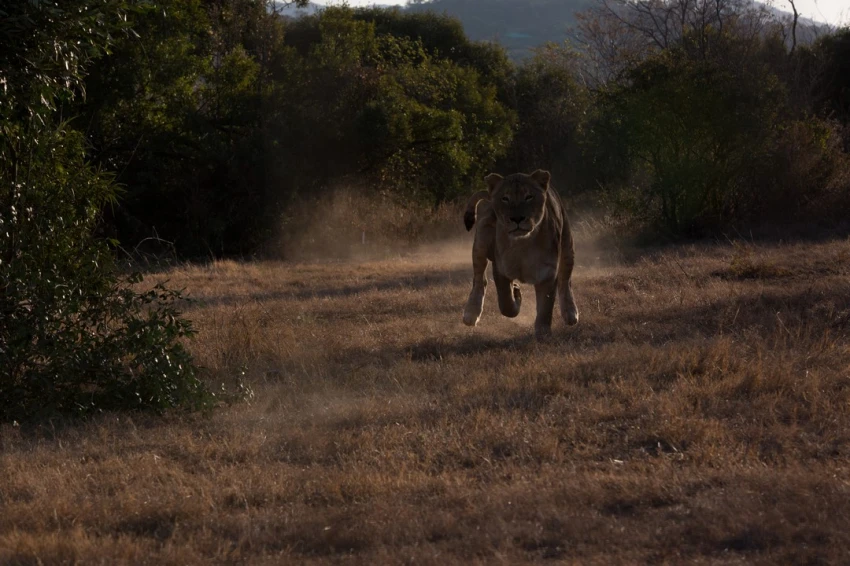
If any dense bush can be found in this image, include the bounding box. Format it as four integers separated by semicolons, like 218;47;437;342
799;28;850;149
0;130;210;421
500;43;592;191
0;0;210;422
594;44;785;233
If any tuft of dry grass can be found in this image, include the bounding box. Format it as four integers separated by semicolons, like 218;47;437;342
4;234;850;564
720;241;792;280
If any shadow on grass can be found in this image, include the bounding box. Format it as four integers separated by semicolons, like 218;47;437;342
332;275;850;374
618;280;850;340
406;333;535;362
190;267;471;308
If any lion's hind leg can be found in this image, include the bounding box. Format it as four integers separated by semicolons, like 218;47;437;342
559;278;579;326
534;279;557;337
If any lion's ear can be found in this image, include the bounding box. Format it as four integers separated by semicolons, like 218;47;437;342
484;173;503;194
530;169;551;189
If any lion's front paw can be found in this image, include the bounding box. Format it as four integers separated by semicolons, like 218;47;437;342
463;292;485;327
512;284;522;308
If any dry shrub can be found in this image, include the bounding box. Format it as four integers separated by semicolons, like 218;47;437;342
760;118;850;224
723;241;791;280
275;186;466;260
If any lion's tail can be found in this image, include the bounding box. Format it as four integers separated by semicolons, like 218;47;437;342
463;190;490;231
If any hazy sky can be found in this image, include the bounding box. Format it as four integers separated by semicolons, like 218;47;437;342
780;0;848;24
312;0;406;6
311;0;848;25
313;0;405;4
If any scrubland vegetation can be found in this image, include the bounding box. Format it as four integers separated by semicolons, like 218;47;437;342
2;0;850;562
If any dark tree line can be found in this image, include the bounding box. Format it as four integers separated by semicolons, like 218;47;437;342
35;0;850;253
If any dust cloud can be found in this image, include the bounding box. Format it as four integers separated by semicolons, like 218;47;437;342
273;186;471;263
273;185;627;278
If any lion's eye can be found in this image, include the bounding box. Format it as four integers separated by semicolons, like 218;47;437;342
524;194;533;202
501;196;510;203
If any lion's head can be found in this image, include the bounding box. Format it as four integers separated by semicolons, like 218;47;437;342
485;170;551;240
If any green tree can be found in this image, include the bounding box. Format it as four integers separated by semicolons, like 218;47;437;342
504;43;591;190
279;7;515;203
69;3;513;255
802;28;850;136
0;0;210;421
596;45;784;233
78;0;264;256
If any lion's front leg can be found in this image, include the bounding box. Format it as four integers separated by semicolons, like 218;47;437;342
493;263;522;318
558;226;579;326
533;279;557;337
463;235;489;327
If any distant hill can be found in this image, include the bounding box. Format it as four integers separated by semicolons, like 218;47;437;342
272;0;592;59
272;2;322;17
405;0;593;59
278;0;830;60
406;0;830;58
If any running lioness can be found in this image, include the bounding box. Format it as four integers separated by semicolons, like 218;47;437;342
463;170;578;337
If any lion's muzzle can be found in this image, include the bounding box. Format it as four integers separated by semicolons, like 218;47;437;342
507;216;534;238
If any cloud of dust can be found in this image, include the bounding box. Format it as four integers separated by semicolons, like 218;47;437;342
272;185;473;263
272;185;628;280
570;209;634;272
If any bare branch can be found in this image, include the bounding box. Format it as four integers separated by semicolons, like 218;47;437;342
788;0;799;55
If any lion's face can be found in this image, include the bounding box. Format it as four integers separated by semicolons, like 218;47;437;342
486;170;550;240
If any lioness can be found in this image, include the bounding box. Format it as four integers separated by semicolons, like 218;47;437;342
462;169;578;337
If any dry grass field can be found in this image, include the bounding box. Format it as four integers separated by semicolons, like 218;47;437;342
4;228;850;564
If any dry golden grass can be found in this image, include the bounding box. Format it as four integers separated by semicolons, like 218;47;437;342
4;231;850;564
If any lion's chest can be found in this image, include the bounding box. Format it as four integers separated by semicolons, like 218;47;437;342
495;239;558;285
